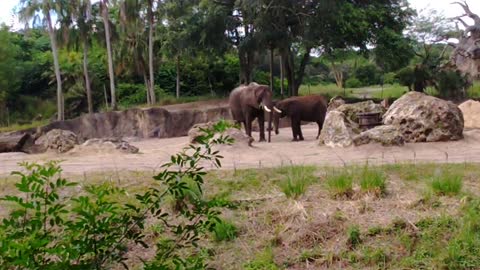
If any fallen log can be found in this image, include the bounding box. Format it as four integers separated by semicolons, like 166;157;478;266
0;133;31;153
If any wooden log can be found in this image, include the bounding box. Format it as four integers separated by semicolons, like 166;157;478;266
0;133;31;153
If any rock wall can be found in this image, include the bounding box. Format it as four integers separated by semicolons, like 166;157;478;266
36;106;232;142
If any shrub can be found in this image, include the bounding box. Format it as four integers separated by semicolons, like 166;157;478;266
431;171;463;196
383;72;398;85
396;66;415;90
345;77;363;88
359;167;387;196
435;69;469;99
355;64;381;86
213;219;238;242
0;120;235;269
325;172;354;198
277;166;316;199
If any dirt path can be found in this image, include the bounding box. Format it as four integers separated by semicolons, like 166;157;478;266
1;124;480;176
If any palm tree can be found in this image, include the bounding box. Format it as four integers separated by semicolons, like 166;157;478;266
65;0;94;114
18;0;65;120
100;0;117;110
146;0;156;104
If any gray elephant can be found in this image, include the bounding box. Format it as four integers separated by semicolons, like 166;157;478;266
273;95;328;141
229;82;275;142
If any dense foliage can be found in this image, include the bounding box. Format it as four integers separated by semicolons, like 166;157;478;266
0;0;417;125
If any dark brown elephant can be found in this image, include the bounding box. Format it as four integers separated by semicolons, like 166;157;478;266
229;82;275;142
273;95;328;141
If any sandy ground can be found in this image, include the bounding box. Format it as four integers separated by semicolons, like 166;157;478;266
1;124;480;176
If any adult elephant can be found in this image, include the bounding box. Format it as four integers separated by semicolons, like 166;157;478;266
273;95;328;141
229;82;275;142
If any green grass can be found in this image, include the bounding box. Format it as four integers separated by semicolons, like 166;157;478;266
347;225;362;249
371;84;408;99
325;171;354;198
243;247;280;270
0;120;47;133
212;219;238;242
299;83;409;99
431;170;463;196
276;166;316;199
467;80;480;98
359;167;387;195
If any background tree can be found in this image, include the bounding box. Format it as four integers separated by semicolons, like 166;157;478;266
18;0;66;120
100;0;117;110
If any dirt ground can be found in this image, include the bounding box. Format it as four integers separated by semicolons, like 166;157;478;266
1;124;480;176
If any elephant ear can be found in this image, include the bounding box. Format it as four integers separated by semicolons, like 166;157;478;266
253;85;267;102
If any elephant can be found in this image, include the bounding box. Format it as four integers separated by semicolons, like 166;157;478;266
229;82;275;142
273;95;328;141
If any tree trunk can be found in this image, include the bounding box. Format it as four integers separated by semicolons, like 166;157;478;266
269;47;274;92
293;48;312;96
46;11;64;121
283;49;295;96
280;55;284;98
176;55;180;99
331;61;343;88
83;40;93;114
147;3;156;104
144;73;151;105
102;1;116;110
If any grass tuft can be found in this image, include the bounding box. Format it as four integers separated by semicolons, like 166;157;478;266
347;225;362;249
359;167;387;196
212;219;238;242
277;166;316;199
325;172;354;198
431;171;463;196
243;247;279;270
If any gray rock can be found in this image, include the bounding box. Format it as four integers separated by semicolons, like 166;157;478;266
383;92;464;142
189;122;253;147
318;111;360;148
353;125;404;146
75;138;139;154
36;129;78;153
336;100;386;123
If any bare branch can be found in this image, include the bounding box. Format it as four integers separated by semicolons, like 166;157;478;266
451;1;480;24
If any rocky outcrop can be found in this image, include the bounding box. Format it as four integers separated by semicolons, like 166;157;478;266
35;129;78;153
318;111;360;147
336;100;386;123
327;96;346;112
353;125;404;146
383;92;464;142
33;103;231;142
459;99;480;129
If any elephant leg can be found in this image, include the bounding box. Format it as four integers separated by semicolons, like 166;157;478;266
297;121;304;141
258;112;266;142
245;115;253;138
291;118;299;141
316;121;322;139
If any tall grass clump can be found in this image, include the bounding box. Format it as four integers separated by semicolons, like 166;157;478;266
359;167;387;196
325;171;354;198
212;219;238;242
277;166;316;199
431;170;463;196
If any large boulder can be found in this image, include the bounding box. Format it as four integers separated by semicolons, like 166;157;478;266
459;99;480;129
318;111;360;147
0;133;32;153
35;129;78;153
353;125;404;146
383;92;464;142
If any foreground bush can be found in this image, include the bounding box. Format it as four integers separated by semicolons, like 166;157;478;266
0;120;235;269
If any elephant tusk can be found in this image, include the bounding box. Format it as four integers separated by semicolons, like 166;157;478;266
273;106;282;113
263;106;272;113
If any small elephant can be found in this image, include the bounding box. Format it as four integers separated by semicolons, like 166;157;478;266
273;95;328;141
229;82;275;142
